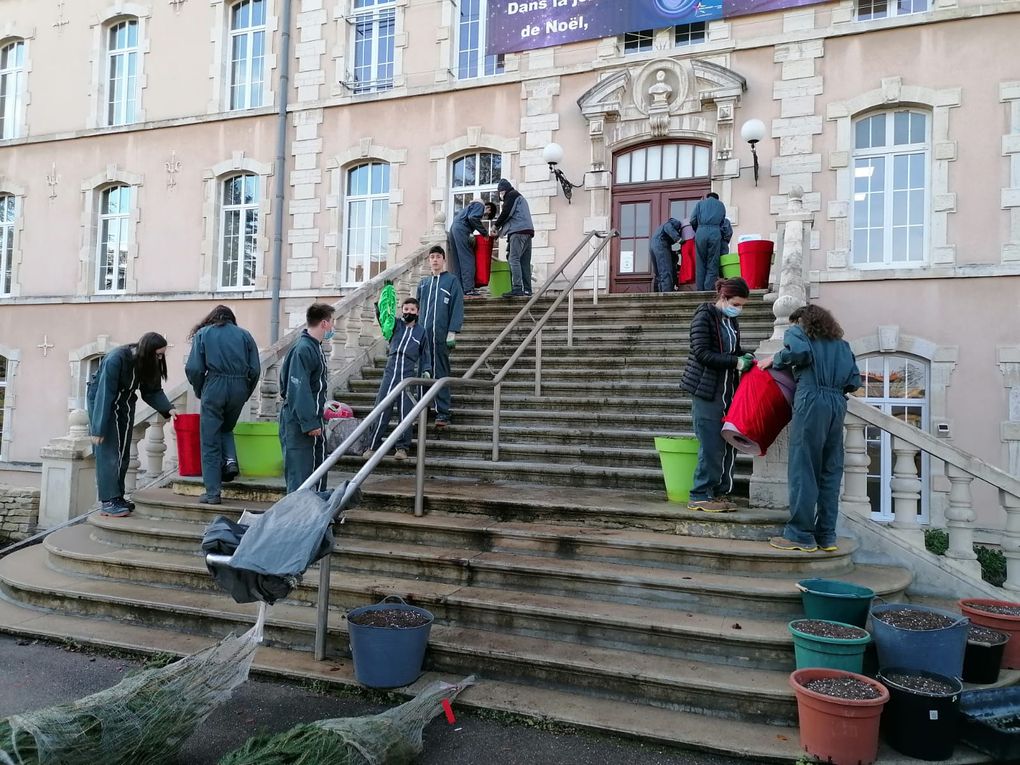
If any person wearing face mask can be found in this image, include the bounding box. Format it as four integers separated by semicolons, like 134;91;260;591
760;304;861;553
416;245;464;429
278;302;335;493
679;277;754;512
363;297;432;461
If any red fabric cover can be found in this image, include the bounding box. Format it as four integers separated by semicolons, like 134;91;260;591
678;240;696;285
474;235;494;287
722;365;793;456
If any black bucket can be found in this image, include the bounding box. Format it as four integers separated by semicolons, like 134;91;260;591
878;668;963;761
963;626;1009;685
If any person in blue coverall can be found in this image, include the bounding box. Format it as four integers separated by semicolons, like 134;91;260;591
447;200;488;299
185;305;261;504
363;297;432;461
278;302;335;493
761;304;862;553
690;193;734;291
417;245;464;429
649;217;683;293
87;332;177;517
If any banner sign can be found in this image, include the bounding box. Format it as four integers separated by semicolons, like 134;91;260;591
486;0;832;55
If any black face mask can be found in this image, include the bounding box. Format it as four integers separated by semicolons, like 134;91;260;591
403;313;417;324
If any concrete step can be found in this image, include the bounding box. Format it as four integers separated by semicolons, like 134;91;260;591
347;407;697;432
412;424;691;450
347;379;685;399
340;391;705;416
356;365;686;385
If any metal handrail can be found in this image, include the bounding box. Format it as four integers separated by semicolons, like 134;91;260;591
295;229;618;659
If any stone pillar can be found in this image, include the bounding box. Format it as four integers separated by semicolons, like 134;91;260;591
38;410;97;528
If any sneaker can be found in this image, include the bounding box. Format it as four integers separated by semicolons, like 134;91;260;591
713;495;738;509
817;542;839;553
115;496;136;511
434;418;449;430
100;501;131;518
687;499;736;513
394;448;409;461
222;460;240;483
769;536;817;553
362;449;375;459
198;493;222;506
501;290;527;299
464;289;483;300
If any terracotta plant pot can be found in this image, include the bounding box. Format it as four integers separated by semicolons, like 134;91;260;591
959;599;1020;670
789;667;889;765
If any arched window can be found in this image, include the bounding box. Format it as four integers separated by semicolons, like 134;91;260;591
615;143;710;184
106;19;139;126
0;193;15;295
852;110;929;267
343;161;390;285
450;151;501;216
854;354;931;522
0;39;25;140
220;173;260;289
96;185;132;293
228;0;266;110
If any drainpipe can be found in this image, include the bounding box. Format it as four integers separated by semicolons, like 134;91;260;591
269;0;293;344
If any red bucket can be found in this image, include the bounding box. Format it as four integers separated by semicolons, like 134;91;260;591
173;413;202;477
737;240;774;289
474;236;493;287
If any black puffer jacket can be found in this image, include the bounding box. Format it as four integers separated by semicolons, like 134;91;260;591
680;303;745;401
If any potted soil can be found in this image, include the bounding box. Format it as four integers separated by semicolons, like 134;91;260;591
870;603;969;678
959;599;1020;670
789;668;889;765
877;668;963;761
788;618;871;673
346;595;434;689
963;625;1010;684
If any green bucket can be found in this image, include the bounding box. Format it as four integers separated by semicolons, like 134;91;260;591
233;421;284;477
797;578;876;628
489;260;511;297
720;253;741;279
789;619;872;673
653;436;699;503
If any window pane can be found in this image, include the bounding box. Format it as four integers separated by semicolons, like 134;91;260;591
646;145;662;182
677;144;693;178
694;146;709;177
631;149;646;182
661;144;678;180
617;153;631;184
894;112;909;146
909;112;926;144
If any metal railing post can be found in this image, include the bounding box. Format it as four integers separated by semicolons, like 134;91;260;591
593;244;600;305
567;289;574;348
492;383;502;462
414;408;427;517
314;553;331;660
535;329;543;397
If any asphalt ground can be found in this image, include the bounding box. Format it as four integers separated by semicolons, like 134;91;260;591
0;634;746;765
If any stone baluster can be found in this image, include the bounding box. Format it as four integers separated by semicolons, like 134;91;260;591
258;362;280;419
840;415;871;516
144;416;167;475
38;410;96;528
125;421;149;493
890;438;922;530
330;314;351;370
945;464;980;577
1001;489;1020;593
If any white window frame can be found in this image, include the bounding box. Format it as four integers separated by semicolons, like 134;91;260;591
856;0;930;21
0;193;15;295
105;18;140;127
851;109;930;269
674;22;707;47
219;173;260;290
348;0;396;94
623;29;654;55
94;185;132;294
0;39;26;140
449;151;501;219
342;161;390;286
228;0;266;111
454;0;504;80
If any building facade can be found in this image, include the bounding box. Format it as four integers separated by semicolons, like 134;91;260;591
0;0;1018;534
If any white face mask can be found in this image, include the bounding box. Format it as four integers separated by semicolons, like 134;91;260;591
721;304;743;318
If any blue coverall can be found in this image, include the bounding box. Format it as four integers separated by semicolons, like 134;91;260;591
447;201;487;295
278;330;329;493
185;322;261;497
772;325;862;548
416;271;464;423
87;346;173;503
368;319;432;451
650;218;682;293
689;197;733;290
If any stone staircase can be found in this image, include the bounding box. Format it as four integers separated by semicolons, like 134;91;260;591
0;292;981;763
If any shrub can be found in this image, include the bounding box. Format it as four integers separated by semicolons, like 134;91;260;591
925;528;1006;588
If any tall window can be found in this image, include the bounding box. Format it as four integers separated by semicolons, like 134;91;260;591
450;151;501;215
106;19;139;126
623;29;653;54
229;0;266;110
0;194;14;295
456;0;504;79
220;174;259;289
857;0;929;20
0;40;25;140
853;355;930;522
96;185;131;293
852;110;928;267
343;162;389;285
674;22;706;47
351;0;395;94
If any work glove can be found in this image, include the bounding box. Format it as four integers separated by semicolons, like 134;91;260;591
670;242;682;252
421;371;432;379
736;354;754;373
446;332;457;349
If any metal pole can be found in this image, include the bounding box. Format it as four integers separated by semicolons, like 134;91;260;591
491;383;502;462
593;244;600;306
414;408;427;517
567;288;574;348
314;552;331;660
534;329;542;397
268;0;294;344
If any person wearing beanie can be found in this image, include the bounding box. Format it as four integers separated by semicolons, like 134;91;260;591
492;179;535;298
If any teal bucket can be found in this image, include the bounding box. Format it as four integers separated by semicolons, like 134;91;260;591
797;578;875;629
653;436;699;503
347;596;434;689
789;619;872;673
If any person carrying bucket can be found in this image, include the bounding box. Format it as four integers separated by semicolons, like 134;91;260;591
185;305;261;505
679;277;755;512
760;304;861;552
